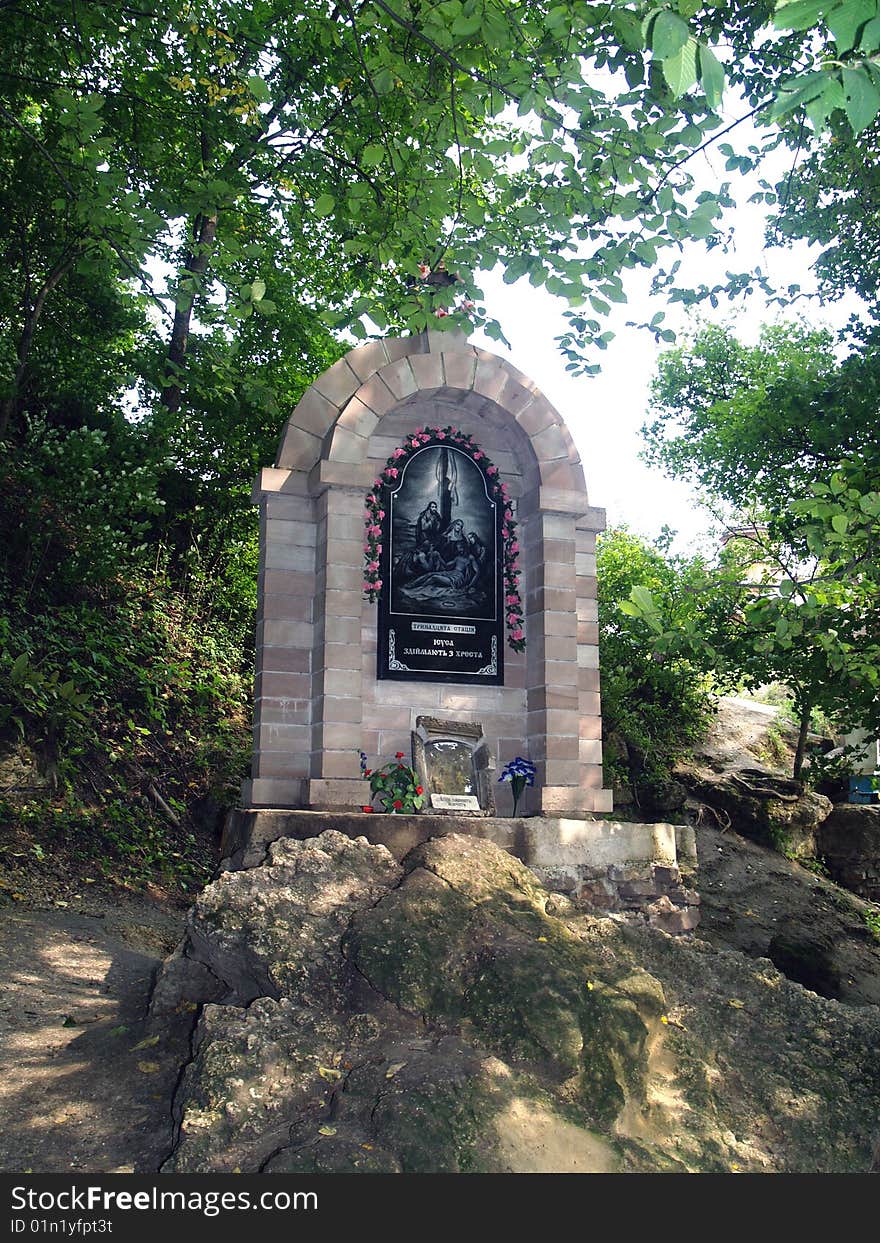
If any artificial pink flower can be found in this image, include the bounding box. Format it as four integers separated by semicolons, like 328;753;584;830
512;627;523;641
473;450;483;460
411;439;420;449
437;430;446;439
367;560;379;572
369;524;381;537
507;614;518;626
378;509;385;519
385;467;398;479
505;594;518;606
366;494;376;505
510;541;520;553
486;465;497;475
373;579;382;590
419;432;431;442
394;447;407;459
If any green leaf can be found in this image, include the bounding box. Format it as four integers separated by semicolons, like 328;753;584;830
313;193;335;217
842;65;880;132
663;37;699;96
773;0;829;31
827;0;877;51
630;584;657;612
361;143;385;168
247;74;271;103
697;44;725;109
250;278;266;301
831;512;849;534
650;11;691;58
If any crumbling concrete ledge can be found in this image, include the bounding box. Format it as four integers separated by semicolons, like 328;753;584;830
222;810;699;933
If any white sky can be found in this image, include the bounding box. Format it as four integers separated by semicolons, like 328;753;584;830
470;128;862;556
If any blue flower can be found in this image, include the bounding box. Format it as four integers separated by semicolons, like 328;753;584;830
498;756;535;786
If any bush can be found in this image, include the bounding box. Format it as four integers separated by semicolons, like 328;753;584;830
597;529;717;804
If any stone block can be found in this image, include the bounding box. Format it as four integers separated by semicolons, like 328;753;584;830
312;720;363;751
289;386;338;438
257;646;311;676
473;356;508;403
313;355;360;407
329;424;369;465
577;644;600;669
262;541;315;574
578;739;603;765
245;777;304;808
315;695;363;724
345;339;391;382
577;621;600;646
313;667;364;698
380;358;418;400
441;350;477;392
253;750;310;779
277;424;322;472
337;395;380;440
264;494;313;522
255;671;311;701
544;611;577;638
258;592;313;623
408;352;445;389
356;374;398;417
254;698;310;726
259;619;313;649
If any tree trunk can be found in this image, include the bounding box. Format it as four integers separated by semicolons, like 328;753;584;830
0;251;79;439
160;212;219;413
793;699;812;781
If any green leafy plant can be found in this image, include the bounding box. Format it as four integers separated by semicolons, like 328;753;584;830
359;750;425;814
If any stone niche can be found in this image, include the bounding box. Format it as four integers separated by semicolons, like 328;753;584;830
412;716;494;816
242;329;613;817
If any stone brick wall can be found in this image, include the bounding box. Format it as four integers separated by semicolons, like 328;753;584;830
244;331;613;816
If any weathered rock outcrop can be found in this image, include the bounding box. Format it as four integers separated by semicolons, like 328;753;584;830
153;829;880;1173
693;822;880;1007
818;806;880;904
680;767;832;860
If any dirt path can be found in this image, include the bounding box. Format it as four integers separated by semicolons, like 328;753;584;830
0;900;189;1173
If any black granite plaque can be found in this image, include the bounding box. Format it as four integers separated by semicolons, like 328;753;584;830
378;441;504;684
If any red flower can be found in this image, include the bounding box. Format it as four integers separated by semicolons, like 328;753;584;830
393;799;403;809
416;785;423;795
361;805;373;813
364;769;372;777
395;752;404;759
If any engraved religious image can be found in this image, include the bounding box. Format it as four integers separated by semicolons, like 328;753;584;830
390;447;495;620
378;439;504;684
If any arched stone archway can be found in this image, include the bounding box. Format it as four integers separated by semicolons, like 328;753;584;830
244;331;612;816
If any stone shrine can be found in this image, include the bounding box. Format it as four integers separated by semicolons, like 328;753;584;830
243;329;612;817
